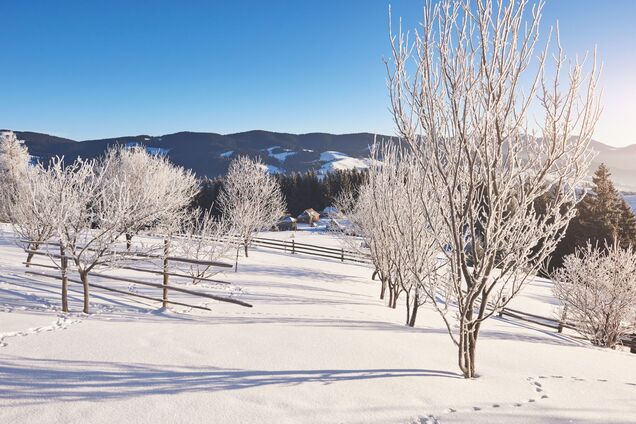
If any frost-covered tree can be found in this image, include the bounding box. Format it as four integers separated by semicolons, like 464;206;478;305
0;131;30;221
175;208;234;284
553;243;636;348
219;156;286;268
100;145;198;248
10;164;56;267
336;173;396;304
341;144;441;326
387;0;600;377
36;146;197;313
41;156;104;313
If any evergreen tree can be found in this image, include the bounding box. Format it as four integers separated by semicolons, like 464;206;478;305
548;163;636;270
193;168;368;218
580;163;622;239
617;197;636;247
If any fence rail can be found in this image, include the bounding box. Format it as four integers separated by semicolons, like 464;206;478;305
21;234;634;352
496;303;635;351
23;240;251;311
248;236;371;264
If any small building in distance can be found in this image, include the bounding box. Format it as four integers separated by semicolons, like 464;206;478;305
326;218;356;235
275;216;298;231
321;205;341;219
297;208;321;225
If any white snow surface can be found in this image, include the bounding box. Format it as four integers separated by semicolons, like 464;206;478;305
256;163;284;174
265;146;296;162
124;142;169;156
319;151;370;174
0;227;634;424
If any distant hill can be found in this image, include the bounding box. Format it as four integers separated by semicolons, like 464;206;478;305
3;130;382;179
4;129;636;191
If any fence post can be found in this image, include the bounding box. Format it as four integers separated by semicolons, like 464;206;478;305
291;239;295;254
341;248;344;262
162;238;169;308
60;243;69;313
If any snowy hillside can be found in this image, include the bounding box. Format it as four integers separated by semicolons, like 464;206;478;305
319;151;370;175
0;228;634;423
9;130;636;188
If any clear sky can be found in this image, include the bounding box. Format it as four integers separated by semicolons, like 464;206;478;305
1;0;634;146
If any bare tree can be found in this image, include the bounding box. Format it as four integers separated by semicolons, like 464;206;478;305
0;131;30;222
219;156;286;269
387;0;601;377
100;145;198;249
37;147;197;313
174;208;234;284
10;164;56;267
43;156;104;313
553;242;636;348
341;144;441;326
336;176;397;304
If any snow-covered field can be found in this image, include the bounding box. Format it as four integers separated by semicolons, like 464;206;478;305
0;228;634;423
319;151;370;174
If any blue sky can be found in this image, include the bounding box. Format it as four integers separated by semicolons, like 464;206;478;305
1;0;634;146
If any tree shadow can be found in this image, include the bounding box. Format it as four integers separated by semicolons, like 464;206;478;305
0;356;461;404
491;316;585;347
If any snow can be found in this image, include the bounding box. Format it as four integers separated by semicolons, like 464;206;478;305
257;163;284;174
124;142;169;156
220;150;234;158
0;227;635;423
264;146;296;162
319;151;369;174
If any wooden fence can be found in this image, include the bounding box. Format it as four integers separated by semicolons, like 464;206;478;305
20;235;635;352
496;303;636;352
248;236;371;264
23;241;252;311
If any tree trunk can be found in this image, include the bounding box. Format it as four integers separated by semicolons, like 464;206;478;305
391;286;399;309
244;239;249;258
60;244;68;312
379;277;386;300
79;270;90;314
25;242;38;267
372;270;378;280
405;290;411;325
408;294;419;327
234;246;240;272
458;324;478;378
126;233;133;251
162;238;169;308
25;251;35;267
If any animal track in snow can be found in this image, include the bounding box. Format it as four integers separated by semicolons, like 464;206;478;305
0;314;82;348
412;415;439;424
411;375;553;422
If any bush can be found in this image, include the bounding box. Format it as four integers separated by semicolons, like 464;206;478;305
552;242;636;348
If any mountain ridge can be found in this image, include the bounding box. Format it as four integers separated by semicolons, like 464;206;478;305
3;129;636;191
